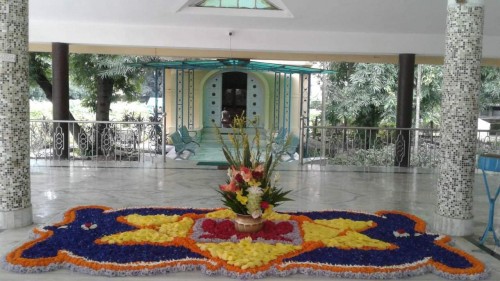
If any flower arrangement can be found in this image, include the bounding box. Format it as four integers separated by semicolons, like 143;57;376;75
215;115;292;218
5;205;489;280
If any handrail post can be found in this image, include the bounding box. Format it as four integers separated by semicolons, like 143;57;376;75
320;126;326;165
299;116;306;165
94;122;98;163
162;115;166;163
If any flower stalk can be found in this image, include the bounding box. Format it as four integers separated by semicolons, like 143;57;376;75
215;114;292;216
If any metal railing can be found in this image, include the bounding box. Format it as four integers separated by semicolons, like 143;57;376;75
30;120;164;163
30;120;500;168
301;126;500;168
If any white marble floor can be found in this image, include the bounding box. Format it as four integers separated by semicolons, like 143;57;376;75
1;161;499;280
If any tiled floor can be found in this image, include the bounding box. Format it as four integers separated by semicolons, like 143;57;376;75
0;160;499;280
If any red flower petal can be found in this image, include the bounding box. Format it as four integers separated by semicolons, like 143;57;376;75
198;218;294;242
260;201;270;210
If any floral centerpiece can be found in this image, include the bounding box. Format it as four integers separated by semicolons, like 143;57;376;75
215;115;292;232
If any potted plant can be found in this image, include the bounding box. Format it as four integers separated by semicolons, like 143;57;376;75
215;115;292;232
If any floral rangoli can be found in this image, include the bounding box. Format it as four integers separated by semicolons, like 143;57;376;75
3;206;488;279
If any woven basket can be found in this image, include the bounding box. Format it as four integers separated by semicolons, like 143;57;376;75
234;214;264;233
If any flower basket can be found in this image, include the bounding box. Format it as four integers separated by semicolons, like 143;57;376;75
214;114;293;224
234;213;264;233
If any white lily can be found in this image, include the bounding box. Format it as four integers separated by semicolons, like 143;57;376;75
247;186;263;195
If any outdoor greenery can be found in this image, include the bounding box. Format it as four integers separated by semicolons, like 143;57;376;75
29;53;500;128
312;62;500;167
480;66;500;111
29;52;160;121
29;100;150;122
27;53;500;166
325;143;439;168
321;62;500;129
71;54;143;120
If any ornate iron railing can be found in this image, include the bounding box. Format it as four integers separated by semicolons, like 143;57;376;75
302;126;500;168
30;120;500;168
30;120;164;163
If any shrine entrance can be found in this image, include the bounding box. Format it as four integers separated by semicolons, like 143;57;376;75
222;72;247;127
128;59;330;151
203;70;265;128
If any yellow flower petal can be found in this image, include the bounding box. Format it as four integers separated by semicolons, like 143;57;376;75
205;209;236;219
302;219;392;250
197;240;301;269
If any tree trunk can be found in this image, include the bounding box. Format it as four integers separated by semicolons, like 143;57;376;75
32;67;85;149
96;76;114;121
95;77;114;155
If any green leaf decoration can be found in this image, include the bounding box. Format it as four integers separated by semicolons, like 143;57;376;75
213;113;293;215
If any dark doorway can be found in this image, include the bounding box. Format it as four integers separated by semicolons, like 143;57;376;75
221;72;247;127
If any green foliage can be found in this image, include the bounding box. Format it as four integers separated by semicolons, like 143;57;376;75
121;111;145;123
69;85;89;100
324;62;356;125
30;100;150;121
480;66;500;111
29;52;52;100
309;100;322;110
417;65;500;125
323;62;451;129
29;52;148;109
325;62;398;127
328;143;438;168
140;69;164;99
324;62;500;130
29;52;52;86
418;65;443;126
71;54;145;112
29;87;47;101
214;115;292;216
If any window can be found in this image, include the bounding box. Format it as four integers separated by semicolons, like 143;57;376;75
194;0;279;10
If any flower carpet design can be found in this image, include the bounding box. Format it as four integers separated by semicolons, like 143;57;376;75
3;206;488;279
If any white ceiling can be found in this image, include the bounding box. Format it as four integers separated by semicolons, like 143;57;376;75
29;0;500;60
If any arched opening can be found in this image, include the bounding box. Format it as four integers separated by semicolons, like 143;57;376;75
203;70;265;128
221;72;247;127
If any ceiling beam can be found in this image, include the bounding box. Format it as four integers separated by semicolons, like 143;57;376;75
28;43;500;66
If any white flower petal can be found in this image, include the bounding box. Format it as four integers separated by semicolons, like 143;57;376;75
251;210;262;218
248;186;263;195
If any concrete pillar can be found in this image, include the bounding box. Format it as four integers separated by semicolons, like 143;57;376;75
434;0;484;236
0;0;32;229
52;43;70;159
395;54;415;167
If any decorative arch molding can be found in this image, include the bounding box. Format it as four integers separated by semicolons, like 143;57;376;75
200;69;270;128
